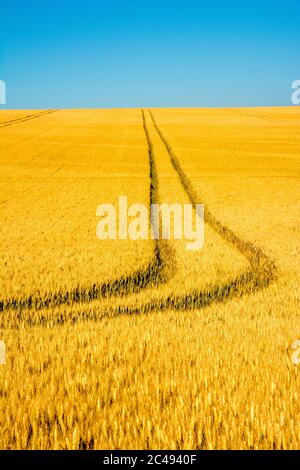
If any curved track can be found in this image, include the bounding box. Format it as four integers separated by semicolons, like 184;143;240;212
0;109;277;326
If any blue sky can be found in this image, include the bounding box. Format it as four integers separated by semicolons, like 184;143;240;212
0;0;299;109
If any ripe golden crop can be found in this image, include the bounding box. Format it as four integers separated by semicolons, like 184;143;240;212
0;106;299;449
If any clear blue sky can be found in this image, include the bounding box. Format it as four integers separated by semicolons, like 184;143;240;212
0;0;299;109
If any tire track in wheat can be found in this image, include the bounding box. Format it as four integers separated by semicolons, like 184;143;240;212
0;109;59;128
0;111;176;313
251;112;300;127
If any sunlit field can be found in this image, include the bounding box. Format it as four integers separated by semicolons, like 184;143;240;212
0;106;299;449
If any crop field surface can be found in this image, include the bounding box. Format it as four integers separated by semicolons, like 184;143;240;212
0;107;300;449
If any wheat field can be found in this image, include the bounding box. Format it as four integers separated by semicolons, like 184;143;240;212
0;106;299;449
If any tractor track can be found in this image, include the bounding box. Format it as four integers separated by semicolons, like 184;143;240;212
0;109;277;327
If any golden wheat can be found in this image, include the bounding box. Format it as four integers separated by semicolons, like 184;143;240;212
0;106;299;449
